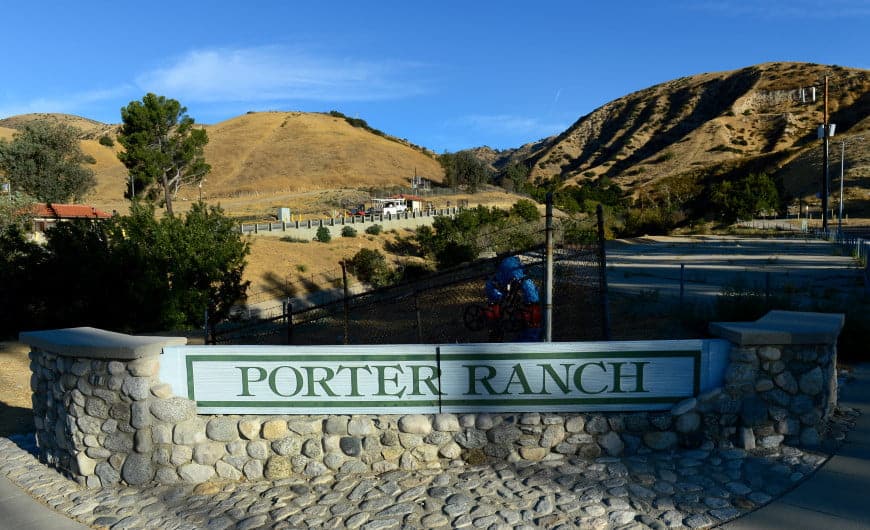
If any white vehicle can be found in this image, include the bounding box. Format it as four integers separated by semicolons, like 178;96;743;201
370;198;408;215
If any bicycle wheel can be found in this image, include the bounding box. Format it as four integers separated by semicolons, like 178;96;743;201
502;305;527;332
463;304;487;332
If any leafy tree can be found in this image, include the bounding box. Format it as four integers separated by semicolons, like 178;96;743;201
0;191;36;231
709;172;780;223
162;202;250;330
0;121;96;203
439;151;492;191
501;162;530;192
0;201;249;337
511;199;540;222
416;205;541;269
117;93;210;215
0;225;46;336
108;201;250;331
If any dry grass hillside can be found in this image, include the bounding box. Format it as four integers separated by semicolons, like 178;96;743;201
0;111;444;217
489;62;868;214
204;112;443;197
3;62;866;219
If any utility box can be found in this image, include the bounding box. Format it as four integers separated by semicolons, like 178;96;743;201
277;207;292;222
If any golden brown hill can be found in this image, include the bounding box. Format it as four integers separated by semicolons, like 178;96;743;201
0;111;445;212
203;112;443;198
0;113;115;139
508;62;868;210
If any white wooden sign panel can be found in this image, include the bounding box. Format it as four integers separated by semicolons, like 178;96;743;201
160;340;731;414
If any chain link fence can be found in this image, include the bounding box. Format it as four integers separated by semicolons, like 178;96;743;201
211;203;609;345
211;245;606;345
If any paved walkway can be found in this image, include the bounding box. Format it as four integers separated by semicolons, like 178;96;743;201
1;366;868;529
721;363;870;529
0;472;89;530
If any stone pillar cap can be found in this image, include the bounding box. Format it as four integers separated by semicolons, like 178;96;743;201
709;310;845;346
19;327;187;359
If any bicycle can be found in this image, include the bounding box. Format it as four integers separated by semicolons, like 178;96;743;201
463;279;530;339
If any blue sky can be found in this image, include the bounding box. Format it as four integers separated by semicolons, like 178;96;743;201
1;1;868;152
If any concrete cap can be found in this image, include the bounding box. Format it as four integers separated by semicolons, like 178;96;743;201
709;310;845;346
19;327;187;360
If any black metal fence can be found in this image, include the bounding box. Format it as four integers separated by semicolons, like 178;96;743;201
286;245;604;345
211;243;607;345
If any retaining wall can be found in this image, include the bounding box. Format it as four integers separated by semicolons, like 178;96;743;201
239;207;461;239
21;310;844;488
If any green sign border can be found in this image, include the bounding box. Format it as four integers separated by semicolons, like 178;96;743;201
184;349;701;410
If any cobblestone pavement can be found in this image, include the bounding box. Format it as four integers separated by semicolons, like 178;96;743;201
0;408;858;530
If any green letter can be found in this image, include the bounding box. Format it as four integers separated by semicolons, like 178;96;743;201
609;362;650;393
303;366;338;397
539;363;572;394
573;362;607;394
410;365;441;396
268;366;304;397
504;364;534;395
464;365;499;395
237;366;267;397
375;365;406;398
336;365;373;397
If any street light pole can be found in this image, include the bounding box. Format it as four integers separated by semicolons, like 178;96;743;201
822;76;830;233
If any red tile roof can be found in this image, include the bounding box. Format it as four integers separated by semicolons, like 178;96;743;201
31;203;112;219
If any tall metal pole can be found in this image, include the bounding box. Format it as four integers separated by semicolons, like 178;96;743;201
340;261;350;345
822;76;829;233
839;140;845;238
596;205;611;340
544;192;554;342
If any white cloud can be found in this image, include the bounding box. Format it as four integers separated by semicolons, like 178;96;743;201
136;46;428;103
0;86;132;120
452;114;569;140
688;0;870;19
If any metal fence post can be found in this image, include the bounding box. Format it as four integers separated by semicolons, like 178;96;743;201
596;205;611;340
204;306;210;344
283;299;294;344
544;192;554;342
679;264;685;308
865;241;870;298
341;261;350;345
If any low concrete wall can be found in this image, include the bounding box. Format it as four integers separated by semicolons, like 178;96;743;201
21;310;844;488
240;207;462;239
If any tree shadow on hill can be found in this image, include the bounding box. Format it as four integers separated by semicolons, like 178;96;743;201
259;272;299;299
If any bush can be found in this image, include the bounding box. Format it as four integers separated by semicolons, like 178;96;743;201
510;199;540;222
349;248;393;287
365;224;383;235
98;135;114;147
341;226;357;238
280;236;309;243
314;226;332;242
650;151;675;164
